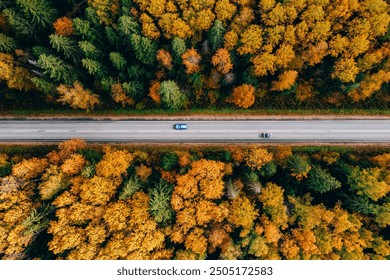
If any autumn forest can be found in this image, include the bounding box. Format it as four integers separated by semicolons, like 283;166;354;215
0;0;389;262
0;141;389;260
0;0;389;111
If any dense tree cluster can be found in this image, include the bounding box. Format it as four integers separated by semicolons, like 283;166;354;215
0;0;389;111
0;141;389;259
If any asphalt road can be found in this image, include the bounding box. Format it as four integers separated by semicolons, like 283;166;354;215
0;120;389;143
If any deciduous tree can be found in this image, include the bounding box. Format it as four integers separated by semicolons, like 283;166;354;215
57;82;100;111
226;84;255;109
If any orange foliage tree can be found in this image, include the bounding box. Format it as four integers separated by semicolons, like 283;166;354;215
111;83;134;107
211;48;233;74
170;159;228;256
182;48;202;74
156;49;173;70
148;80;161;104
53;17;74;36
226;84;255;109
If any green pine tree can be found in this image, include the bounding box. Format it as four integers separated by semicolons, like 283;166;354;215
171;37;186;64
3;8;35;38
159;80;187;110
0;33;17;53
38;54;76;84
149;180;174;225
130;34;158;65
15;0;57;29
109;52;127;71
105;26;120;47
122;80;144;100
306;165;342;193
208;19;226;51
49;34;80;63
81;58;106;78
79;41;102;60
118;15;140;39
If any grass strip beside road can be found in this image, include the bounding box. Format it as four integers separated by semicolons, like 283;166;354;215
0;108;389;119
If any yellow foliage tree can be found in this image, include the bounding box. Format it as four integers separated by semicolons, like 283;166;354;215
87;0;120;25
170;159;227;255
140;13;160;40
215;0;237;22
95;146;133;180
251;52;277;76
271;70;298;91
237;25;263;55
259;183;288;229
39;165;68;200
224;30;238;51
228;196;259;237
60;154;86;176
57;82;100;111
12;158;49;182
0;53;34;92
332;57;360;83
244;147;273;170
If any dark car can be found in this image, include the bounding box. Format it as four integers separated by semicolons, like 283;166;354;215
261;132;272;138
174;124;187;130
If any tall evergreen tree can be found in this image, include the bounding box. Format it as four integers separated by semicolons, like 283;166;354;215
118;15;140;39
109;52;127;71
306;165;342;194
81;58;106;78
208;20;226;51
49;34;80;63
0;33;16;53
15;0;57;29
159;80;187;110
130;34;158;65
78;41;102;60
38;54;76;84
171;37;186;64
3;8;35;38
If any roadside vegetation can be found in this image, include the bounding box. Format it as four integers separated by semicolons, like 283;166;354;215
0;0;389;113
1;140;389;260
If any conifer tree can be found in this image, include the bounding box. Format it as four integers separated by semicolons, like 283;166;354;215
49;34;80;63
171;37;186;63
306;165;342;194
38;54;77;84
109;52;127;71
0;33;16;53
78;41;102;60
15;0;57;29
3;8;34;38
130;34;158;65
81;58;106;78
208;20;226;51
159;80;187;110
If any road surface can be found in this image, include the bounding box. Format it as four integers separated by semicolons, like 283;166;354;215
0;120;389;143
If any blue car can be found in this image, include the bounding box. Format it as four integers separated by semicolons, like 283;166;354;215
174;124;187;130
